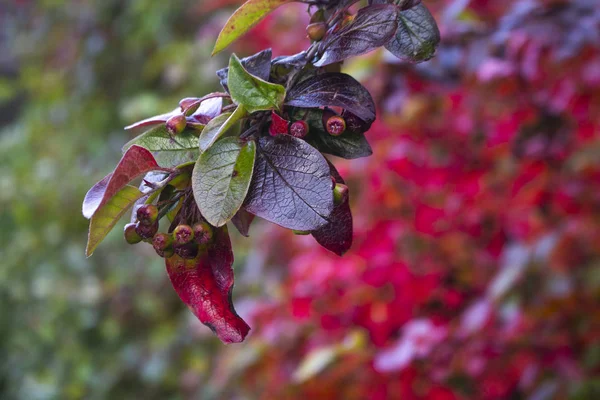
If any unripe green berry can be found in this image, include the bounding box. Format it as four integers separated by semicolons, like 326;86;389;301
173;224;194;246
193;221;214;245
333;183;349;205
152;233;173;251
124;223;142;244
326;116;346;136
135;221;159;239
174;242;199;259
137;204;159;226
289;120;309;138
306;22;327;42
166;114;187;136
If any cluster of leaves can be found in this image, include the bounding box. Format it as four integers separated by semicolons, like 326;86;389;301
82;0;440;342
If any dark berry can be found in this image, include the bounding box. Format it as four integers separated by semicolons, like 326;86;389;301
135;221;159;239
289;120;309;138
193;221;214;245
333;183;349;205
155;247;175;258
165;114;187;136
342;110;367;134
137;204;159;226
326;116;346;136
173;224;194;246
124;223;142;244
306;22;327;42
174;242;199;259
152;233;173;251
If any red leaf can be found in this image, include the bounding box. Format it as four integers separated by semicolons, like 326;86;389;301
82;145;164;219
312;162;353;256
269;111;290;136
165;226;250;343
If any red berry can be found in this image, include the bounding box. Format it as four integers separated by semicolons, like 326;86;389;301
326;116;346;136
193;221;214;245
166;114;187;136
155;247;175;258
137;204;159;226
124;223;142;244
289;120;309;138
173;224;194;246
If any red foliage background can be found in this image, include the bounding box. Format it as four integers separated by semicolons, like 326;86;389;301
207;0;600;398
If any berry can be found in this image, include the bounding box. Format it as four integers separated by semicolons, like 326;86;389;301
136;204;159;226
124;223;142;244
135;221;159;239
306;22;327;42
155;247;175;258
289;120;309;138
173;224;194;246
174;242;199;259
333;183;349;205
152;233;173;251
326;115;346;136
165;114;187;136
193;221;214;245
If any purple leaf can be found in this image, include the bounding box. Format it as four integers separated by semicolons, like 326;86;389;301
385;3;440;63
244;135;334;231
124;108;180;131
231;208;255;237
285;73;376;124
312;162;353;256
314;5;400;67
82;145;165;219
165;226;250;344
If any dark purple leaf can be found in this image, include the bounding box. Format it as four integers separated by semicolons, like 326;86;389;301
244;135;334;231
312;162;353;256
165;226;250;344
370;0;421;11
217;49;272;93
385;3;440;63
314;5;400;67
82;145;166;219
231;208;255;237
285;72;376;123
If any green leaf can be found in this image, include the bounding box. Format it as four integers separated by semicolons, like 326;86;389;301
123;124;200;152
192;138;256;227
198;105;247;152
86;185;145;257
228;54;286;113
212;0;294;55
123;124;201;167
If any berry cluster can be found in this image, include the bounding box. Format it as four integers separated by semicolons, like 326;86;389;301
124;203;214;260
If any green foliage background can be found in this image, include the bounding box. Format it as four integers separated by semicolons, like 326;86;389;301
0;2;247;398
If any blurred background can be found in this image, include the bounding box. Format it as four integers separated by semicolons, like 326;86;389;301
1;0;599;399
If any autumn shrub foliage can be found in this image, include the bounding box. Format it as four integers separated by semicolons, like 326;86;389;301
81;0;600;398
209;1;597;399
